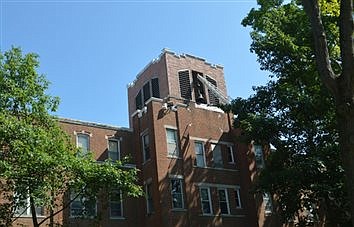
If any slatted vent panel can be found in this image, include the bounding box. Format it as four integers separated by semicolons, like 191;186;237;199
151;78;160;98
178;70;192;100
143;82;151;102
206;76;219;106
135;90;142;110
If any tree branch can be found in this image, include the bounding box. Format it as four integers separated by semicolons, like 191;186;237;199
339;0;354;79
302;0;338;96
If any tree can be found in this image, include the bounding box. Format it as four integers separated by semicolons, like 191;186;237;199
0;47;142;227
235;0;353;225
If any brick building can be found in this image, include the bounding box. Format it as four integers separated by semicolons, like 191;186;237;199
14;49;273;226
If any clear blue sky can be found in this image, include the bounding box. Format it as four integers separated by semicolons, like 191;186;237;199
1;0;268;127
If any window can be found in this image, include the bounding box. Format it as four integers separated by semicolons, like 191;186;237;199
263;193;273;215
110;190;123;218
218;189;230;214
143;82;151;102
166;128;179;157
235;189;242;208
212;144;223;168
145;182;154;214
136;90;143;110
14;194;44;217
142;133;150;162
206;76;219;105
254;145;264;169
227;145;235;163
151;78;160;98
70;192;96;217
77;134;89;155
194;141;206;167
108;139;120;161
171;178;184;209
178;70;192;100
200;187;212;214
192;71;207;104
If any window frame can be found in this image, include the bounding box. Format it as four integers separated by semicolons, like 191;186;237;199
141;132;150;163
69;192;97;218
109;189;123;219
218;188;230;215
165;127;179;158
227;145;235;164
235;188;242;209
170;178;184;210
76;133;90;155
212;143;223;168
199;187;213;215
194;141;206;167
254;144;264;169
14;193;44;217
107;138;120;161
263;192;273;215
145;180;154;215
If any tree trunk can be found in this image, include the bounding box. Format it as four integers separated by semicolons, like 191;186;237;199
29;195;39;227
336;100;354;226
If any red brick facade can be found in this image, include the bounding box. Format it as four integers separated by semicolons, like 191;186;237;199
12;50;274;227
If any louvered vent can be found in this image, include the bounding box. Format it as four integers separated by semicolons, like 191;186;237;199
151;78;160;98
136;90;142;110
206;76;219;105
143;82;151;102
178;70;192;100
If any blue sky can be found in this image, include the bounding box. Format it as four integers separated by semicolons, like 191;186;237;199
1;0;268;127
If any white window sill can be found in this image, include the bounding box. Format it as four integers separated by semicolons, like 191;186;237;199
167;155;181;159
16;215;46;218
110;216;125;220
171;208;187;212
193;166;239;172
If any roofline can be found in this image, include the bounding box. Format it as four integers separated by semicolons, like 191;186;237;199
127;48;224;88
59;118;133;132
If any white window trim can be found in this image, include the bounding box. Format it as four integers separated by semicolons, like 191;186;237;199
165;127;179;158
75;133;91;155
227;145;235;164
194;141;206;167
14;194;45;218
109;190;124;219
107;138;121;161
199;187;213;215
170;177;185;210
218;188;230;215
235;188;242;209
254;144;265;169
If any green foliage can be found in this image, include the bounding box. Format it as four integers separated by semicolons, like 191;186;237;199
0;47;142;227
234;0;351;225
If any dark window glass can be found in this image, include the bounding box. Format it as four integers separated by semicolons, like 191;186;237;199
136;90;142;110
206;76;220;105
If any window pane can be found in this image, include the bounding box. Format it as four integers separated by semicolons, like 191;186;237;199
166;129;178;156
200;188;212;214
171;179;184;209
146;183;154;214
235;190;242;208
77;134;89;154
178;70;192;100
110;190;122;217
212;144;223;168
151;78;160;98
108;140;119;161
194;141;205;167
227;146;234;163
142;134;150;161
143;82;151;102
254;145;264;168
218;189;229;214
